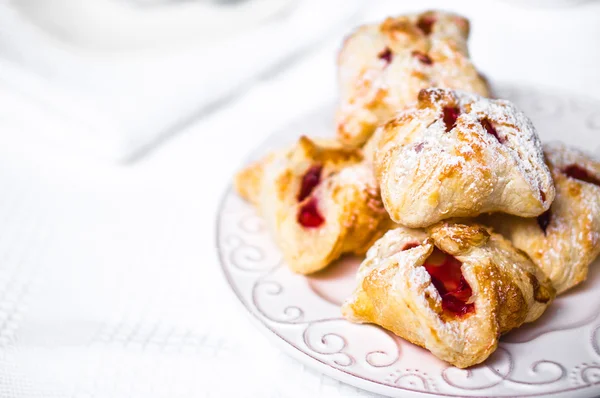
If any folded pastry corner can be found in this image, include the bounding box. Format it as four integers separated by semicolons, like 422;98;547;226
342;221;555;368
235;136;389;274
483;142;600;294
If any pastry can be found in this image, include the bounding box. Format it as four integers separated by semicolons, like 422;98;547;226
483;143;600;294
336;10;490;147
235;136;388;274
370;88;555;228
342;221;555;368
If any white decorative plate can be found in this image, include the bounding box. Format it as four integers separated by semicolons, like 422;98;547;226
217;84;600;398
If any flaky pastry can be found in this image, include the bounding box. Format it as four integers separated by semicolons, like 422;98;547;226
235;136;388;274
483;143;600;294
336;10;490;147
369;88;555;228
342;221;555;368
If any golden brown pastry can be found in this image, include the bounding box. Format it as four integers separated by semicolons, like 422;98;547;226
336;10;490;147
369;88;555;228
483;143;600;294
235;136;388;274
342;221;555;368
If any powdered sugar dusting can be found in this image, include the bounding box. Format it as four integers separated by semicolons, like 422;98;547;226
345;226;484;345
335;163;377;188
485;143;600;294
375;88;555;226
463;91;552;204
545;141;600;174
335;10;489;146
354;228;448;316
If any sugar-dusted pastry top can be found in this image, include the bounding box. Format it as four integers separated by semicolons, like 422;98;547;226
235;136;389;274
342;221;555;368
483;142;600;294
369;87;554;227
336;10;490;147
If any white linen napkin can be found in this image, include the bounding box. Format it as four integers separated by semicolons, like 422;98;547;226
0;0;362;161
0;40;382;397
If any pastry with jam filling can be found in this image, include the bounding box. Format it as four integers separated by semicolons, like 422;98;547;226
342;221;555;368
484;143;600;294
336;10;489;147
235;136;388;274
368;88;555;228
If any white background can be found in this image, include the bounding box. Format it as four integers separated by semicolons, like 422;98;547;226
0;0;599;397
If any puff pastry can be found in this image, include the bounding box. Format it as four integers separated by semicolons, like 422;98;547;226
342;221;555;368
235;136;388;274
369;88;555;228
336;10;490;147
483;143;600;294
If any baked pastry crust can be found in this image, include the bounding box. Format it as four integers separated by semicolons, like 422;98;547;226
235;136;388;274
369;88;555;227
342;221;555;368
483;143;600;294
336;10;490;147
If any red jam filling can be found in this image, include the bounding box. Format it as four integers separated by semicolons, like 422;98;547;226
403;242;420;251
537;210;551;235
481;118;503;143
297;165;325;228
424;248;474;317
563;164;600;187
412;51;433;65
297;165;323;201
416;16;436;35
297;198;325;228
442;106;460;132
378;47;393;64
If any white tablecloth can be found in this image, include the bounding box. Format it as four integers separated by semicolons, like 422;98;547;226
0;0;362;161
0;0;599;397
